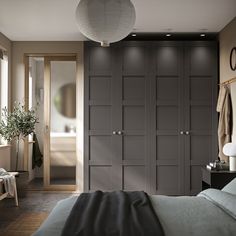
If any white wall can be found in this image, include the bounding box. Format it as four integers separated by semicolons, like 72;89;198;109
219;17;236;141
11;41;84;192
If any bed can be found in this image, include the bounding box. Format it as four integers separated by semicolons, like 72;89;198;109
33;178;236;236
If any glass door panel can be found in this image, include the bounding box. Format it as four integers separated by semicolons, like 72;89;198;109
27;56;44;190
44;57;76;189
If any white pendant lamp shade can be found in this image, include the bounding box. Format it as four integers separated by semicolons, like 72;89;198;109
223;143;236;157
75;0;136;47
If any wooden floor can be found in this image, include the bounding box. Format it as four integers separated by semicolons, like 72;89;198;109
28;178;76;191
0;191;75;235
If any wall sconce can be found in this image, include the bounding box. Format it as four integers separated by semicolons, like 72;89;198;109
223;142;236;171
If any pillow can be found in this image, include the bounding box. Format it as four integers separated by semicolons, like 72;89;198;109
222;177;236;195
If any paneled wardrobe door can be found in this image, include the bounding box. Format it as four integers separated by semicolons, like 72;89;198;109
150;42;185;195
183;42;218;195
84;42;151;192
117;43;151;192
84;45;117;192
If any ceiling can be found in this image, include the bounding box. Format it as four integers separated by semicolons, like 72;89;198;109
0;0;235;41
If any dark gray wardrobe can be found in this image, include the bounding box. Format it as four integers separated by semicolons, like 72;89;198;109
84;41;218;195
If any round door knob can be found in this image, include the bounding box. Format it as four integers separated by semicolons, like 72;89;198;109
117;131;123;135
112;131;117;135
180;131;184;135
185;131;190;135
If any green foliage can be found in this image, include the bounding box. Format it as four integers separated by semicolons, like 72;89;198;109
0;102;38;142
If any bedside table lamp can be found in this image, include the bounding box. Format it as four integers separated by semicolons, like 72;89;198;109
223;142;236;171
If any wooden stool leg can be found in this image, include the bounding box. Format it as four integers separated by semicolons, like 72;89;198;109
13;179;19;207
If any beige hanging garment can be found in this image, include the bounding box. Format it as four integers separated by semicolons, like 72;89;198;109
217;85;232;162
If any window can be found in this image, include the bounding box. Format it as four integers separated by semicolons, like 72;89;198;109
0;49;9;145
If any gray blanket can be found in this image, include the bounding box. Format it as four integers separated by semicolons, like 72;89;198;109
61;191;164;236
33;189;236;236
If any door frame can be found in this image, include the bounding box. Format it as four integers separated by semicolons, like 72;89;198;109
24;53;78;191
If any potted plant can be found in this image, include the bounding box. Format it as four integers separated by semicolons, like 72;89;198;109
0;102;38;196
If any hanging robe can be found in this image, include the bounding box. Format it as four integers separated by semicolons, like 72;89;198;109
217;85;232;162
32;133;43;169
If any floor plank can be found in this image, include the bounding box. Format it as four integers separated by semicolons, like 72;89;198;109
0;191;75;235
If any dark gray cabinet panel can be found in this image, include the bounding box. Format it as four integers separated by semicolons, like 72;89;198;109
84;46;114;191
150;42;185;195
84;41;218;195
184;42;218;195
120;44;150;192
85;43;150;192
150;42;217;196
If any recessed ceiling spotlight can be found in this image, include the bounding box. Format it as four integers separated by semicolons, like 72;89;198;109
131;33;137;37
166;34;171;37
200;33;206;37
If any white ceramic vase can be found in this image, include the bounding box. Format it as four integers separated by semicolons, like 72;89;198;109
229;156;236;171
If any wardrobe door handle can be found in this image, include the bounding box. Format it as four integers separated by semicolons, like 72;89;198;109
180;131;184;135
112;131;117;135
185;131;190;135
117;131;123;135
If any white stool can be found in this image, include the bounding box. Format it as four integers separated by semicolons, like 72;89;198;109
0;171;19;206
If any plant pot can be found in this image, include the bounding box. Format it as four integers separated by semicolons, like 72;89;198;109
15;171;29;198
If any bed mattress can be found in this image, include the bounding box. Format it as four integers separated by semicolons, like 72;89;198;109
33;189;236;236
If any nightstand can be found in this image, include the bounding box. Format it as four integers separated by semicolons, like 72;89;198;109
201;167;236;190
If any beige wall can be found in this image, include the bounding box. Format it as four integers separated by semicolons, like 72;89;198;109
0;146;11;171
0;32;12;168
219;17;236;140
11;41;84;192
0;32;11;49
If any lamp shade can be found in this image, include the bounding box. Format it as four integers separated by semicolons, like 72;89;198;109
75;0;136;47
223;143;236;157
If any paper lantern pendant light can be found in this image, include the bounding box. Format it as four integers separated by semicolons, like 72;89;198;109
75;0;136;47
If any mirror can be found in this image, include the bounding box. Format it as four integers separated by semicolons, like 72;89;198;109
54;83;76;118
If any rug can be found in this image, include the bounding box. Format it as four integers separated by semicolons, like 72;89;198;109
2;212;48;236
